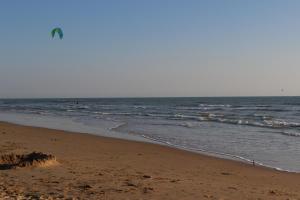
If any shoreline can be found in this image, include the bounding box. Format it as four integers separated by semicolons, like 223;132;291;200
1;120;258;167
0;119;283;173
1;121;300;199
0;116;295;174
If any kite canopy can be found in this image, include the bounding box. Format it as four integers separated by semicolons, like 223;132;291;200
51;27;63;39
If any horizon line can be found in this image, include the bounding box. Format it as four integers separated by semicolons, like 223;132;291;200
0;95;298;99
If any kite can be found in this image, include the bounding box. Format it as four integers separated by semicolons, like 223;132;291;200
51;27;63;39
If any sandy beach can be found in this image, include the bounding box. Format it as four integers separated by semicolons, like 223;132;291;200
0;121;300;200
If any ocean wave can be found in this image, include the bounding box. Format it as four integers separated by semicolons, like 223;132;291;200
253;114;273;120
179;122;197;128
172;112;300;130
199;104;231;107
148;112;299;130
77;105;90;109
93;111;111;115
133;105;147;109
263;120;300;128
147;121;198;129
208;117;300;129
168;114;201;121
231;107;287;112
146;113;175;118
199;112;223;118
109;122;128;131
176;104;231;111
92;111;137;116
280;131;300;137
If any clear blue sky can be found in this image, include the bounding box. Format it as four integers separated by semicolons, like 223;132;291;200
1;0;300;98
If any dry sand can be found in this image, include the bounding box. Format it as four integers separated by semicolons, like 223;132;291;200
0;121;300;200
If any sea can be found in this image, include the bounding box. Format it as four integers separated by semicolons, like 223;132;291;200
0;97;300;172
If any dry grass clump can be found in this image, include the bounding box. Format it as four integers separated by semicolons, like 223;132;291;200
0;152;57;170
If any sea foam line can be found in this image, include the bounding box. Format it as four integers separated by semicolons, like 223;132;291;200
140;134;297;173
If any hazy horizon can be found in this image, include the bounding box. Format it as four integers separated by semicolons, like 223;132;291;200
1;0;300;98
1;95;300;99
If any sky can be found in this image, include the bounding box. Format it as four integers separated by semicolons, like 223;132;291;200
1;0;300;98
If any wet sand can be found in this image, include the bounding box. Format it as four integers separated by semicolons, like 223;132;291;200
0;121;300;199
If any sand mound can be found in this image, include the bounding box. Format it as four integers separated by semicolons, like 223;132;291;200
0;152;58;170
